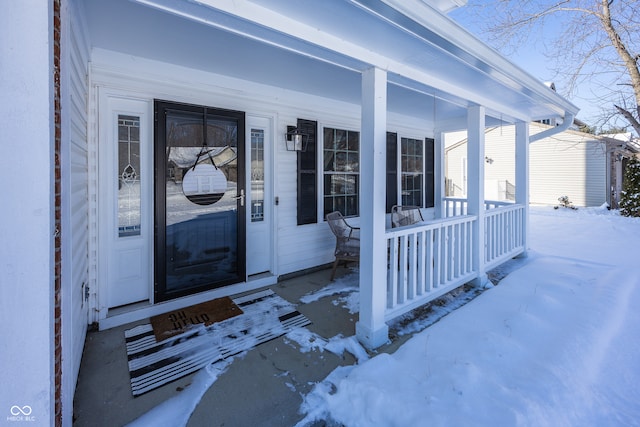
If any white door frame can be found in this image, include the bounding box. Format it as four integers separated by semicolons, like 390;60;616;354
246;115;275;277
92;84;279;329
97;91;153;312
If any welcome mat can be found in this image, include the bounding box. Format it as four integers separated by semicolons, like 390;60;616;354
150;296;243;342
124;289;311;396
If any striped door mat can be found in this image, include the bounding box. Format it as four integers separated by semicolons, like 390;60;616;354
124;289;311;396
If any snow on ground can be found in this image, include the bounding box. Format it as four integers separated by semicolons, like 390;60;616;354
284;328;370;364
300;270;360;314
126;359;233;427
296;206;640;426
129;206;640;426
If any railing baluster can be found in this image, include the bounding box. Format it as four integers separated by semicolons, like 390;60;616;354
450;224;455;281
409;233;417;300
388;236;398;308
426;229;433;292
434;227;442;287
398;235;407;304
416;231;422;295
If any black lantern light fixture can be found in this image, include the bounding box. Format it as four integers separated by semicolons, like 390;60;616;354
285;126;308;152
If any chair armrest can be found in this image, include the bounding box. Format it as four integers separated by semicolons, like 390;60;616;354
348;226;360;240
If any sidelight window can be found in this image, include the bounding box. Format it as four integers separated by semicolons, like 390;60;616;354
118;115;141;237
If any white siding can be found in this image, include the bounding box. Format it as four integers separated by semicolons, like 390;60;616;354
530;132;607;207
445;124;608;207
444;130;467;197
0;3;56;423
61;0;90;424
89;51;436;287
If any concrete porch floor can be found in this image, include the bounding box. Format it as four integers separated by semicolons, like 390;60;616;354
72;266;419;427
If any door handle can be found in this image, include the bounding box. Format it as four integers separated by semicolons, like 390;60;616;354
234;189;245;207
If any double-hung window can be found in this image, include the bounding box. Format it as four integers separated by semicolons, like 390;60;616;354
386;133;435;211
323;127;360;217
401;137;424;207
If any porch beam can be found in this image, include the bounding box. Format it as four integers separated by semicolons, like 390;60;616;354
467;105;489;286
357;66;389;349
515;121;530;257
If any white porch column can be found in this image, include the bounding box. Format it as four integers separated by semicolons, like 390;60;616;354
356;66;389;349
434;131;445;219
467;105;489;286
516;121;530;257
0;1;55;424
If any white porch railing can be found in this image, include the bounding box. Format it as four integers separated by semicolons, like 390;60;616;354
444;197;525;268
444;197;514;217
383;200;525;322
385;215;478;321
484;203;525;270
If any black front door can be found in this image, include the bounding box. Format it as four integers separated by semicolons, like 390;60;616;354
154;100;246;302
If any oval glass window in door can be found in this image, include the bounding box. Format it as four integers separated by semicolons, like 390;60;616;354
182;162;227;205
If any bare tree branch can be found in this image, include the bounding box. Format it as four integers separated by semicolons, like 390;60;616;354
615;104;640;135
456;0;640;136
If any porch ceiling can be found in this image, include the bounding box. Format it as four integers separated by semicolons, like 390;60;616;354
83;0;577;129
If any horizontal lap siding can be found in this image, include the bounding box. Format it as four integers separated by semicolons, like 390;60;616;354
89;51;433;279
275;110;358;275
530;136;606;207
64;1;90;420
445;125;608;207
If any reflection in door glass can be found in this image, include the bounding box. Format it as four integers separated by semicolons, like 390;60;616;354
118;115;141;237
164;110;239;293
251;128;264;222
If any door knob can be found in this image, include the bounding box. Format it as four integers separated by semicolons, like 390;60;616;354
233;189;245;207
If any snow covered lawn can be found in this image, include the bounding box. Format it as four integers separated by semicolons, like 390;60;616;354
297;207;640;426
129;206;640;426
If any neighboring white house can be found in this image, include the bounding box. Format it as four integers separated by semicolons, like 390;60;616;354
445;123;637;208
1;0;579;424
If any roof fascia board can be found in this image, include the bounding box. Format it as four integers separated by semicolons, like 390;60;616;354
133;0;378;71
132;0;573;121
388;73;528;123
363;0;579;116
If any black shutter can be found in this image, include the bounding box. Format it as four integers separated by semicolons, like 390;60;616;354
297;119;318;225
425;137;435;208
386;132;398;213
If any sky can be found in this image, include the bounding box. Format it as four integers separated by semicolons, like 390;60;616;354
128;205;640;426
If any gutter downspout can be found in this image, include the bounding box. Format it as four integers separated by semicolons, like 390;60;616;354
529;113;575;143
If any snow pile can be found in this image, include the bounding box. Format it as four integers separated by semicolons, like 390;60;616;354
300;271;360;314
389;284;482;337
296;207;640;426
285;328;369;364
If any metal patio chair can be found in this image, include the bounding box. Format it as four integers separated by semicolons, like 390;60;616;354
326;211;360;280
391;205;424;228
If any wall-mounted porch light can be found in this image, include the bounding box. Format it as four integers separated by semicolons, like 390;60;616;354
285;126;308;152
